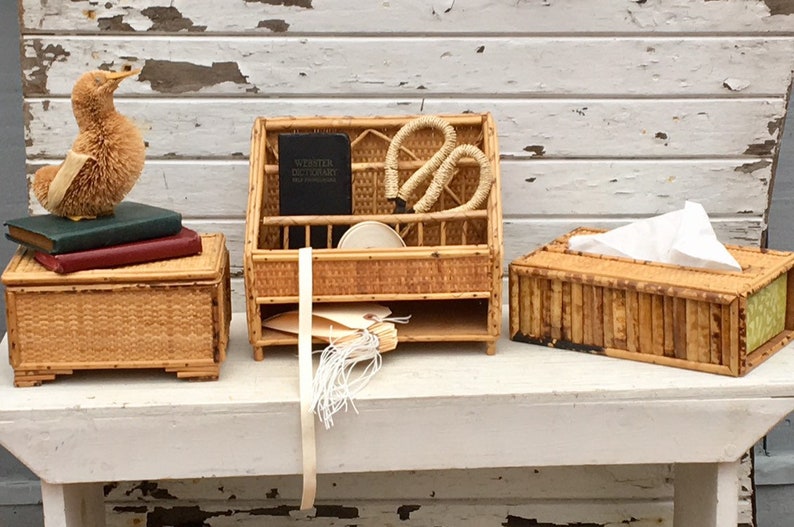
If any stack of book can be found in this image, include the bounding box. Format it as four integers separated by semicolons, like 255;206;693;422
3;201;202;274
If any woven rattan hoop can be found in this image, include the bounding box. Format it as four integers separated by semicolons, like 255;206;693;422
413;143;493;213
384;115;456;209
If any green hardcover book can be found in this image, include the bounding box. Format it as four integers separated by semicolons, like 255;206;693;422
4;201;183;254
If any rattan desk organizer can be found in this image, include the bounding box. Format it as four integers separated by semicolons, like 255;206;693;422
2;234;231;386
244;114;503;358
509;228;794;376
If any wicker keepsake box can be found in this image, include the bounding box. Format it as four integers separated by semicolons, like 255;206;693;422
244;114;503;358
509;228;794;376
2;234;231;386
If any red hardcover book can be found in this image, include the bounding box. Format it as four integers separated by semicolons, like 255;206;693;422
33;227;202;274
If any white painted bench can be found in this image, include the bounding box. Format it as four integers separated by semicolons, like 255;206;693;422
1;316;794;526
9;0;794;524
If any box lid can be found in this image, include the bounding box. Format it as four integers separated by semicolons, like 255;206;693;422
511;228;794;302
2;233;226;286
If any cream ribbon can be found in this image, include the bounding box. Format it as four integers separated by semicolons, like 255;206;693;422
298;247;317;510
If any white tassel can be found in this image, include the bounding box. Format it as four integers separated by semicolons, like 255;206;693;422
310;322;400;429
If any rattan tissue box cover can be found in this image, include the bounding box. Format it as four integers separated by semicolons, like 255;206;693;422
509;228;794;376
2;233;231;386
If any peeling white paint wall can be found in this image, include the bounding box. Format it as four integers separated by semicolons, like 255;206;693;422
10;0;794;525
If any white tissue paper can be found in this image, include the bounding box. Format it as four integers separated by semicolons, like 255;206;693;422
567;201;742;272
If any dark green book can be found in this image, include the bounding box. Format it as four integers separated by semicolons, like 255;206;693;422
4;201;183;255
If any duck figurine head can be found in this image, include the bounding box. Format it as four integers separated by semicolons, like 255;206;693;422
32;68;146;220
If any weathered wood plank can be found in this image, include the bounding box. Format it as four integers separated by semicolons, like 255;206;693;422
22;158;774;219
103;497;754;527
20;0;794;35
24;98;787;159
105;466;675;501
104;499;678;527
20;36;794;97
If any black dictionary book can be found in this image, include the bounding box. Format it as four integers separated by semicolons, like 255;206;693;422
278;133;352;248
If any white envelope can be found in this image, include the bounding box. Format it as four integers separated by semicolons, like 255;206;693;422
567;201;742;272
263;303;392;340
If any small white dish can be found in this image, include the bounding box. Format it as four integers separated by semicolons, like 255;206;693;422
337;221;406;249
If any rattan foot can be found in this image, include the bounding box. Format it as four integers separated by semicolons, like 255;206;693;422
166;364;221;381
14;370;71;387
486;341;497;355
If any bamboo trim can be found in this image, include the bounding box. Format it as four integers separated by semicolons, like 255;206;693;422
18;359;217;370
396;334;496;342
245;119;266;348
254;332;498;347
550;280;563;341
602;288;614;348
728;300;740;375
540;279;552;338
509;272;521;336
720;303;732;369
561;281;572;341
709;304;722;365
738;296;748;372
5;290;20;367
530;277;542;338
673;298;687;360
745;329;794;372
252;245;490;262
650;295;664;356
260;210;488;226
264;158;487;174
582;285;594;345
662;297;675;357
486;113;504;342
15;369;73;376
257;114;485;131
601;348;735;376
570;282;583;343
512;264;738;304
256;291;492;304
636;293;652;354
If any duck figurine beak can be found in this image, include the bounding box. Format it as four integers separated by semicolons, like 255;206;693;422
105;68;142;81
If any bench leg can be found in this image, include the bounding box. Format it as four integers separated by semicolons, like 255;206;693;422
673;460;739;527
41;481;106;527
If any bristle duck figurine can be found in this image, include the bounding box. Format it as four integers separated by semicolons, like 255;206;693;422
32;69;145;220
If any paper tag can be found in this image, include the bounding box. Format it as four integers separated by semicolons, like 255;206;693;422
263;303;392;339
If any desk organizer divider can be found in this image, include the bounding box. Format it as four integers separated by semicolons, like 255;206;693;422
2;234;231;386
509;228;794;376
244;114;503;358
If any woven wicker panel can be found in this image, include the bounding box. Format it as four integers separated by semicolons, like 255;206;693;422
13;287;216;365
257;118;491;250
253;256;492;298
